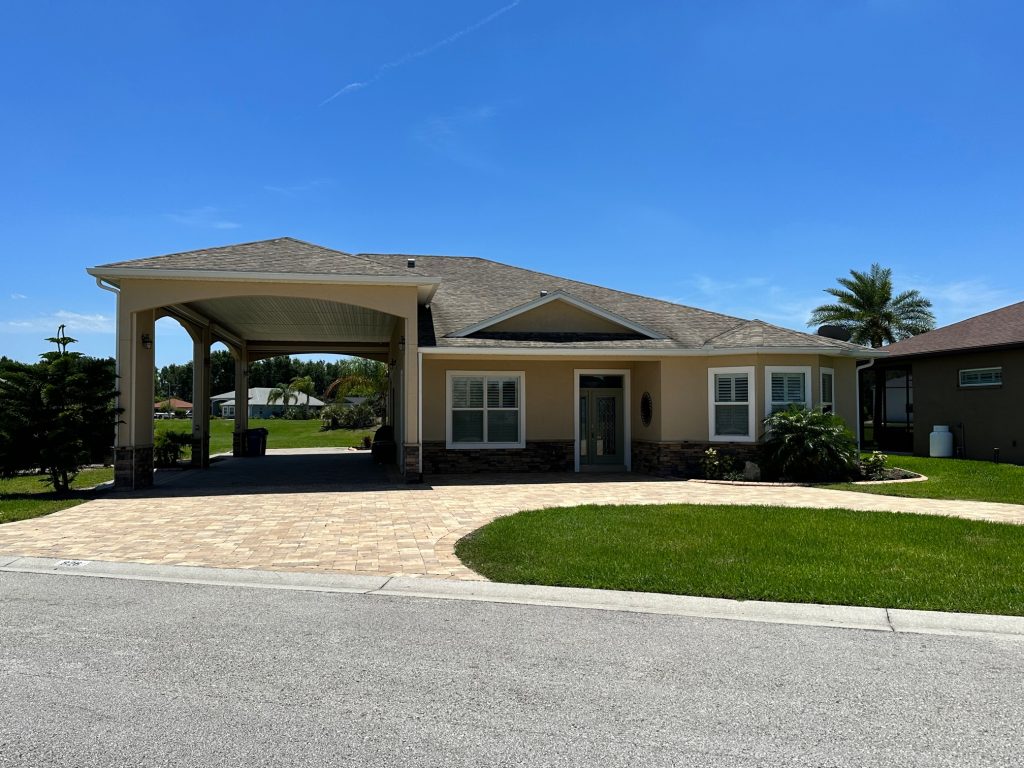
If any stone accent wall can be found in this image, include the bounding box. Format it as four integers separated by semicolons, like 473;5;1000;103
403;444;422;483
190;436;211;468
422;440;574;474
232;431;246;457
632;440;761;478
114;445;154;489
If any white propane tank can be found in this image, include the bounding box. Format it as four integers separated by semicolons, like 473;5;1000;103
929;425;954;458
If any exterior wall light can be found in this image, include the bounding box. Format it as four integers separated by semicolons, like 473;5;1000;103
141;333;153;350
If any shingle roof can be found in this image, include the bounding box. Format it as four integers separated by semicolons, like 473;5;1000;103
93;238;871;355
365;254;867;353
883;301;1024;358
97;237;405;277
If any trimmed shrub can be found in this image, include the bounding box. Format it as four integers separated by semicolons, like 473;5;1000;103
154;431;190;467
762;406;858;482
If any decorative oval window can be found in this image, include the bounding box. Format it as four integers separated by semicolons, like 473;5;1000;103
640;391;653;427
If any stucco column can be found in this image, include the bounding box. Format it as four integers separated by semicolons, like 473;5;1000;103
232;345;249;456
401;310;421;481
114;307;156;489
189;325;212;467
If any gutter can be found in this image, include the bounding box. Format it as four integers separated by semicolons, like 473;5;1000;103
94;278;121;449
420;345;886;360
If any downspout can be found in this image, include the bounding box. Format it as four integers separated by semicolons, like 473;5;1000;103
855;358;875;452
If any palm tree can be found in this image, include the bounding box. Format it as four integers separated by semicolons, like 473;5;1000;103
324;358;389;419
267;380;298;417
289;375;316;418
810;264;935;449
808;263;935;348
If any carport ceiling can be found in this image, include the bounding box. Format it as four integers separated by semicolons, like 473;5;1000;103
183;295;398;343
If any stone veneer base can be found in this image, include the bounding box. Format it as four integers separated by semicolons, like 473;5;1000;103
631;440;761;479
422;441;574;474
403;444;422;483
114;445;154;489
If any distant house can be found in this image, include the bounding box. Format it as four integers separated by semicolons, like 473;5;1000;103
211;387;325;419
155;398;192;412
870;301;1023;463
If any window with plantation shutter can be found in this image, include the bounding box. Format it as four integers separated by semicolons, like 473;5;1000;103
708;367;755;442
766;366;811;415
447;372;524;448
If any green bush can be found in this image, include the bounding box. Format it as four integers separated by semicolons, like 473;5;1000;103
320;403;376;430
762;406;858;482
861;451;889;480
699;447;735;480
154;431;190;467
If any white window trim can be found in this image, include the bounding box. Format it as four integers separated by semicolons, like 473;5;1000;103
708;366;756;443
820;367;835;412
958;367;1002;388
445;371;526;450
573;368;632;472
765;365;812;416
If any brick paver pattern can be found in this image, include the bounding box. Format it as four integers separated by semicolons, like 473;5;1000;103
1;451;1022;580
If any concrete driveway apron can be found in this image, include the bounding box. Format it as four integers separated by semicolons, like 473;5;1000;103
1;449;1022;580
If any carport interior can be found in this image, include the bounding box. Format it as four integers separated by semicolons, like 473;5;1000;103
93;275;428;489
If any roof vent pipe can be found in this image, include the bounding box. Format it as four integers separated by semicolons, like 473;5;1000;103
407;258;416;268
539;290;548;297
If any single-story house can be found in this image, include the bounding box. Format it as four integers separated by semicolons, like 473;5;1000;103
210;387;325;419
154;397;192;412
87;237;883;488
867;300;1023;463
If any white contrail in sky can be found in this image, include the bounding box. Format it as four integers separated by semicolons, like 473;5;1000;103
321;0;521;106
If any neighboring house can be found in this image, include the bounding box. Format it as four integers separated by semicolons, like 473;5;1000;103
87;238;883;488
210;387;325;419
869;300;1023;464
154;397;192;412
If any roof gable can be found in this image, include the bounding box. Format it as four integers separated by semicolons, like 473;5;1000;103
448;291;665;340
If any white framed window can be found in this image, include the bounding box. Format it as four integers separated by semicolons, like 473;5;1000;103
708;366;755;443
446;371;525;449
766;366;812;415
820;367;835;414
959;367;1002;387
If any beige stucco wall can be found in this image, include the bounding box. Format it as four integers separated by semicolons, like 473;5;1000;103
117;277;420;320
421;353;859;445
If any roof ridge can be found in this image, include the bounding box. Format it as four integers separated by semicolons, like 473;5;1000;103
395;254;752;324
99;236;354;267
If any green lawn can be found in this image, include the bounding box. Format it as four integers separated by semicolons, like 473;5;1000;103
2;419;371;526
0;467;114;525
826;455;1024;505
156;418;376;456
455;503;1024;615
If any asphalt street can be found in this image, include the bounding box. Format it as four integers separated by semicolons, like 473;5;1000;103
1;571;1021;767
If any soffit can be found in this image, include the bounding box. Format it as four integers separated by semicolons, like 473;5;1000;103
183;295;397;343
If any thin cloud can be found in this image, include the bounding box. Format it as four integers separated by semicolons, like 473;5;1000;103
413;104;501;172
661;275;820;330
165;206;241;230
10;292;26;300
912;277;1016;327
263;178;334;197
2;310;115;334
321;0;521;105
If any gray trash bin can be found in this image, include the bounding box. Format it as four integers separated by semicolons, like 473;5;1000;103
246;428;268;456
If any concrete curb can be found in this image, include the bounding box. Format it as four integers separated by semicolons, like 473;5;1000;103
2;556;1022;640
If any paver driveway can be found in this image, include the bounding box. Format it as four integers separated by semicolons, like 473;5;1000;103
1;449;1022;580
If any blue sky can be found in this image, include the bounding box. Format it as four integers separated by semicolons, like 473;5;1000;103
1;0;1022;367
